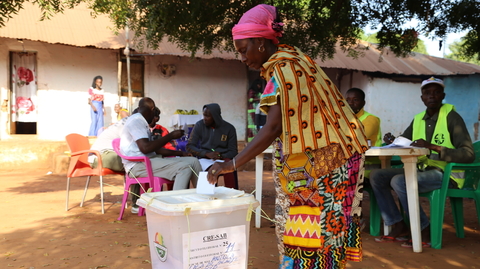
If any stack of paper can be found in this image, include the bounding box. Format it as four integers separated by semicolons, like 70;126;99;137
372;136;416;149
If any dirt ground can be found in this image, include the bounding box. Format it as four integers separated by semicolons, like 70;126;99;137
1;168;480;269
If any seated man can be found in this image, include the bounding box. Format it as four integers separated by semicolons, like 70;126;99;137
120;97;202;193
129;106;194;213
371;77;474;246
114;102;129;121
186;103;238;188
89;116;129;172
346;87;382;147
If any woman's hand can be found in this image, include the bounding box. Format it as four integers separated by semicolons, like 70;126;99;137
207;161;235;184
88;98;97;112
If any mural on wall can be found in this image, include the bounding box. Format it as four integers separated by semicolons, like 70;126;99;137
11;52;37;123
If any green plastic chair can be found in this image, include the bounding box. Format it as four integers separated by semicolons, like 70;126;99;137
364;186;382;236
420;140;480;249
365;150;404;237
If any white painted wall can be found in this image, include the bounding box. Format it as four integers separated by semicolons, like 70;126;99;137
0;38;119;140
343;75;424;138
144;55;248;141
365;78;424;137
0;38;248;141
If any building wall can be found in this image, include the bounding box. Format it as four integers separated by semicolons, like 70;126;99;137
0;38;120;140
0;38;249;141
337;73;478;141
144;55;248;141
334;72;425;138
444;74;480;141
365;78;424;137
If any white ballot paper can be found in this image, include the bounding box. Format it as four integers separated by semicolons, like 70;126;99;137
196;171;215;195
370;136;417;149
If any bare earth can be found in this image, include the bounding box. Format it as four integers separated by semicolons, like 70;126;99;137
1;168;479;269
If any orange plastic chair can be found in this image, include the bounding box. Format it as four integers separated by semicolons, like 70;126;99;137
65;133;124;214
112;138;173;220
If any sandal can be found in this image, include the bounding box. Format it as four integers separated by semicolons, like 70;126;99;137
400;240;431;248
395;235;410;242
374;235;396;243
375;235;410;243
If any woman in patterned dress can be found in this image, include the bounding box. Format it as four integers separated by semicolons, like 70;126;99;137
207;4;368;269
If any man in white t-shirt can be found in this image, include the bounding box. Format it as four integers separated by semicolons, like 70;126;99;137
89;116;129;172
120;97;201;192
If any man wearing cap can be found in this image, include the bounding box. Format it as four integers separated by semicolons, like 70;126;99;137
371;77;474;247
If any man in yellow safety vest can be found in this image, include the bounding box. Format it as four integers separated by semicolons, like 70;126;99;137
371;77;474;247
346;87;382;147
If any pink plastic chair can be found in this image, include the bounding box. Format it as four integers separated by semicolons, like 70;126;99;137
112;138;173;220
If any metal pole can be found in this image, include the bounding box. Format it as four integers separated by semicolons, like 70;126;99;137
124;24;133;113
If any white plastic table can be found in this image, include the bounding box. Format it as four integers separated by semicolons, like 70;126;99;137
365;147;430;253
254;147;273;228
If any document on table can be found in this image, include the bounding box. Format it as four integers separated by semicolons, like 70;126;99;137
196;171;215;195
370;136;417;149
198;158;225;171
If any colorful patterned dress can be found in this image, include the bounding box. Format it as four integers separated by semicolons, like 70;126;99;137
259;45;368;269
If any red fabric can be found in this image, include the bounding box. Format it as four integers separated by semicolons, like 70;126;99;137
152;125;176;150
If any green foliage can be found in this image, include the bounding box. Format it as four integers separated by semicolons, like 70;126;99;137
1;0;479;60
413;39;428;55
362;32;428;55
446;39;480;65
0;0;25;27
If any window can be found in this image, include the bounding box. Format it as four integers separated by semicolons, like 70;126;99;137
120;58;144;97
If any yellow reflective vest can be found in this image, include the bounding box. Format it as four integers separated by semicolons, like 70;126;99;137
412;104;464;188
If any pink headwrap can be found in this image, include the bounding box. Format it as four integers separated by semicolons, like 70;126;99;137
232;4;283;44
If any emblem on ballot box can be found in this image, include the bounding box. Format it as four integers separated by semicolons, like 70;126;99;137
154;232;168;262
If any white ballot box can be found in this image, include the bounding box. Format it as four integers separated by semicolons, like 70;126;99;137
137;187;259;269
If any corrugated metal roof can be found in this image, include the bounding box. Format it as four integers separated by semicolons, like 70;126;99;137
317;41;480;76
0;2;236;60
2;3;480;76
0;3;125;49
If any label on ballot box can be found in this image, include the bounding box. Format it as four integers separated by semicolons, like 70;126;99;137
182;225;246;268
137;187;259;269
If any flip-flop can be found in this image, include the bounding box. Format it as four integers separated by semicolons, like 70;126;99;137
374;235;396;243
395;235;410;242
375;235;410;243
400;240;431;248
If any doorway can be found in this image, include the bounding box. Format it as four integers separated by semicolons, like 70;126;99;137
10;51;37;134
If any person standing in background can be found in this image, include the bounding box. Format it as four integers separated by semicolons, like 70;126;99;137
246;79;263;142
88;75;105;136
